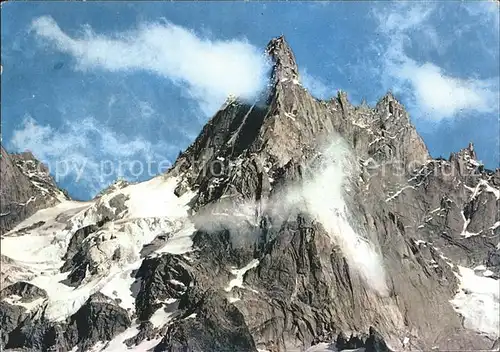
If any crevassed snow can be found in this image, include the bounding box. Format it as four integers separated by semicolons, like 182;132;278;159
100;260;143;312
4;268;120;322
450;266;500;338
1;201;94;292
120;176;195;219
43;276;110;322
6;200;91;236
24;263;143;322
1;175;197;323
225;259;260;292
83;216;185;273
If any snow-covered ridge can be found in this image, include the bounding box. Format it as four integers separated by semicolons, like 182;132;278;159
1;174;196;323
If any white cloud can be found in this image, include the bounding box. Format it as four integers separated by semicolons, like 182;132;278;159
10;116;176;197
397;62;496;118
373;3;498;120
30;16;271;115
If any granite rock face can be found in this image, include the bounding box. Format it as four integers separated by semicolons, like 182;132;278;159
1;36;498;352
0;146;69;235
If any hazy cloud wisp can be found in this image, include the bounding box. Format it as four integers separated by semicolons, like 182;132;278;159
11;116;175;197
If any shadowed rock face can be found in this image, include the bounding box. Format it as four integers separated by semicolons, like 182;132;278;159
0;146;69;234
4;293;131;351
1;37;498;352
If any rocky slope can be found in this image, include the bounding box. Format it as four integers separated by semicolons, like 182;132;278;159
0;146;69;235
1;36;499;352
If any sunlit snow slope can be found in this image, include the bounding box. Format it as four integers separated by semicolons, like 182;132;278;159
1;175;196;328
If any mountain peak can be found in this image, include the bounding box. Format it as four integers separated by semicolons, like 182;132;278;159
375;92;408;119
452;142;476;161
266;36;299;84
448;142;480;174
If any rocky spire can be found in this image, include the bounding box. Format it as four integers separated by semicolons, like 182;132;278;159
375;92;410;121
266;36;299;84
172;37;434;195
449;142;477;163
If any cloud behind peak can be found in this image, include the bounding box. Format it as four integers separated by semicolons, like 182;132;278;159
31;16;271;115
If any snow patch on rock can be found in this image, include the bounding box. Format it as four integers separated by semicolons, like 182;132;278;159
88;324;162;351
225;259;260;292
464;179;500;201
450;266;500;338
150;299;179;328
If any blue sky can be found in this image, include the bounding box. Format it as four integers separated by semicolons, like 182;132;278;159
1;1;499;200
